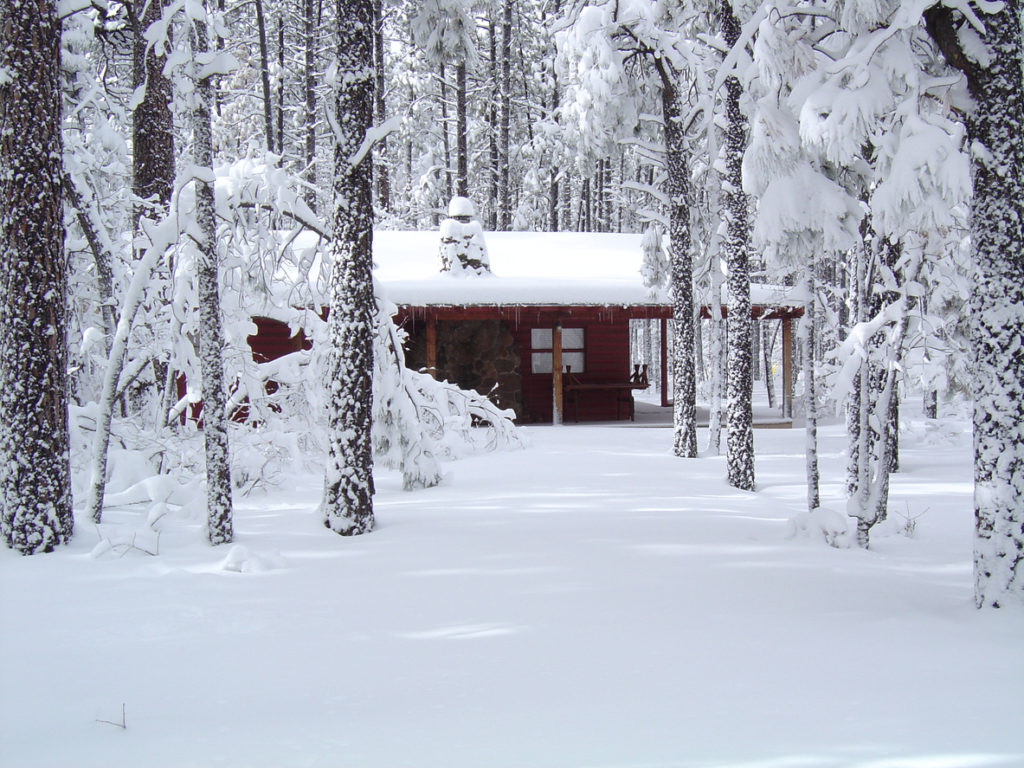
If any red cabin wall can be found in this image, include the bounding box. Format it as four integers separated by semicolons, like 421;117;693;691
516;319;633;423
248;316;311;362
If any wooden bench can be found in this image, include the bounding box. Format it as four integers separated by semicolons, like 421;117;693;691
563;365;650;422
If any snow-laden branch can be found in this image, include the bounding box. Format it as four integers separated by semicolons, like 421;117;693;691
86;214;183;524
348;116;403;170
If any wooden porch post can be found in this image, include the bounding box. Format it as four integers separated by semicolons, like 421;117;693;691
425;315;437;378
660;316;669;408
781;317;793;420
552;320;563;425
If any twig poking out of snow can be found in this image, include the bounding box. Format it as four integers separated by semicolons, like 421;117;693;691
95;703;126;730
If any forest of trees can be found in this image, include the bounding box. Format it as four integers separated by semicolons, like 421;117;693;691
0;0;1020;607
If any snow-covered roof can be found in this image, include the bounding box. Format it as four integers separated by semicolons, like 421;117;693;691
373;230;804;311
375;230;667;308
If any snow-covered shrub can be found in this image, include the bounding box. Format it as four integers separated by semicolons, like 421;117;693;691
786;506;854;549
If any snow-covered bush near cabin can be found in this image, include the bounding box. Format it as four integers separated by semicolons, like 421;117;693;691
79;155;525;521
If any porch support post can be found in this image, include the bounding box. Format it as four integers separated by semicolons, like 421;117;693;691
552;320;563;425
425;315;437;378
660;316;669;408
781;317;793;420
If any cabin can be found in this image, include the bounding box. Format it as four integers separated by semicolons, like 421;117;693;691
245;228;804;425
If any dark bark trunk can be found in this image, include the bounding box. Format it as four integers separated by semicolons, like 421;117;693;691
255;0;276;154
931;0;1024;606
487;15;499;230
439;63;452;202
194;14;234;545
132;0;175;218
720;0;754;490
304;0;319;209
804;271;820;512
0;0;74;553
62;174;118;347
923;389;937;419
373;0;389;211
498;0;512;229
660;73;697;458
455;61;468;197
323;0;376;536
277;15;285;156
549;68;560;232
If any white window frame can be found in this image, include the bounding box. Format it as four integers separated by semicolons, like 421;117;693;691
530;327;585;374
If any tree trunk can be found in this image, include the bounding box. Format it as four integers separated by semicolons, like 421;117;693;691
803;268;820;512
85;236;165;524
763;321;776;409
304;0;319;210
373;0;389;211
0;0;74;553
487;15;499;229
254;0;276;154
277;15;285;156
660;73;697;458
323;0;376;536
133;0;177;426
498;0;512;229
132;0;175;219
923;389;937;419
194;13;234;545
946;0;1024;607
721;0;755;490
62;174;118;348
455;61;468;197
439;62;452;203
549;69;560;232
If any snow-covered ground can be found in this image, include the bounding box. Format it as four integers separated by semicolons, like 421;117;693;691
2;401;1022;768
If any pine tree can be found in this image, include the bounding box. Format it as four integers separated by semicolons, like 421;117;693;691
0;0;74;553
132;0;175;219
194;10;234;545
926;0;1024;606
719;0;754;489
663;73;698;459
322;0;376;536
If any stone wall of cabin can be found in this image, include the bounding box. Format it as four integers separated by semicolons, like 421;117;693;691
404;319;523;419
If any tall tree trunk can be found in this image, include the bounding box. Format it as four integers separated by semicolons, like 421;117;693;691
498;0;512;229
923;389;937;419
132;0;175;219
707;263;723;455
373;0;389;211
487;15;499;229
762;321;776;409
255;0;276;154
62;175;118;348
85;232;165;524
277;15;285;156
926;0;1024;606
721;0;755;491
803;266;820;512
549;73;560;232
660;72;697;458
323;0;376;536
439;62;452;203
134;0;178;427
303;0;320;210
846;238;866;498
0;0;73;553
194;13;234;545
455;61;468;197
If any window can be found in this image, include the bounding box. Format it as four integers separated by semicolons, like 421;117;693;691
530;327;585;374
